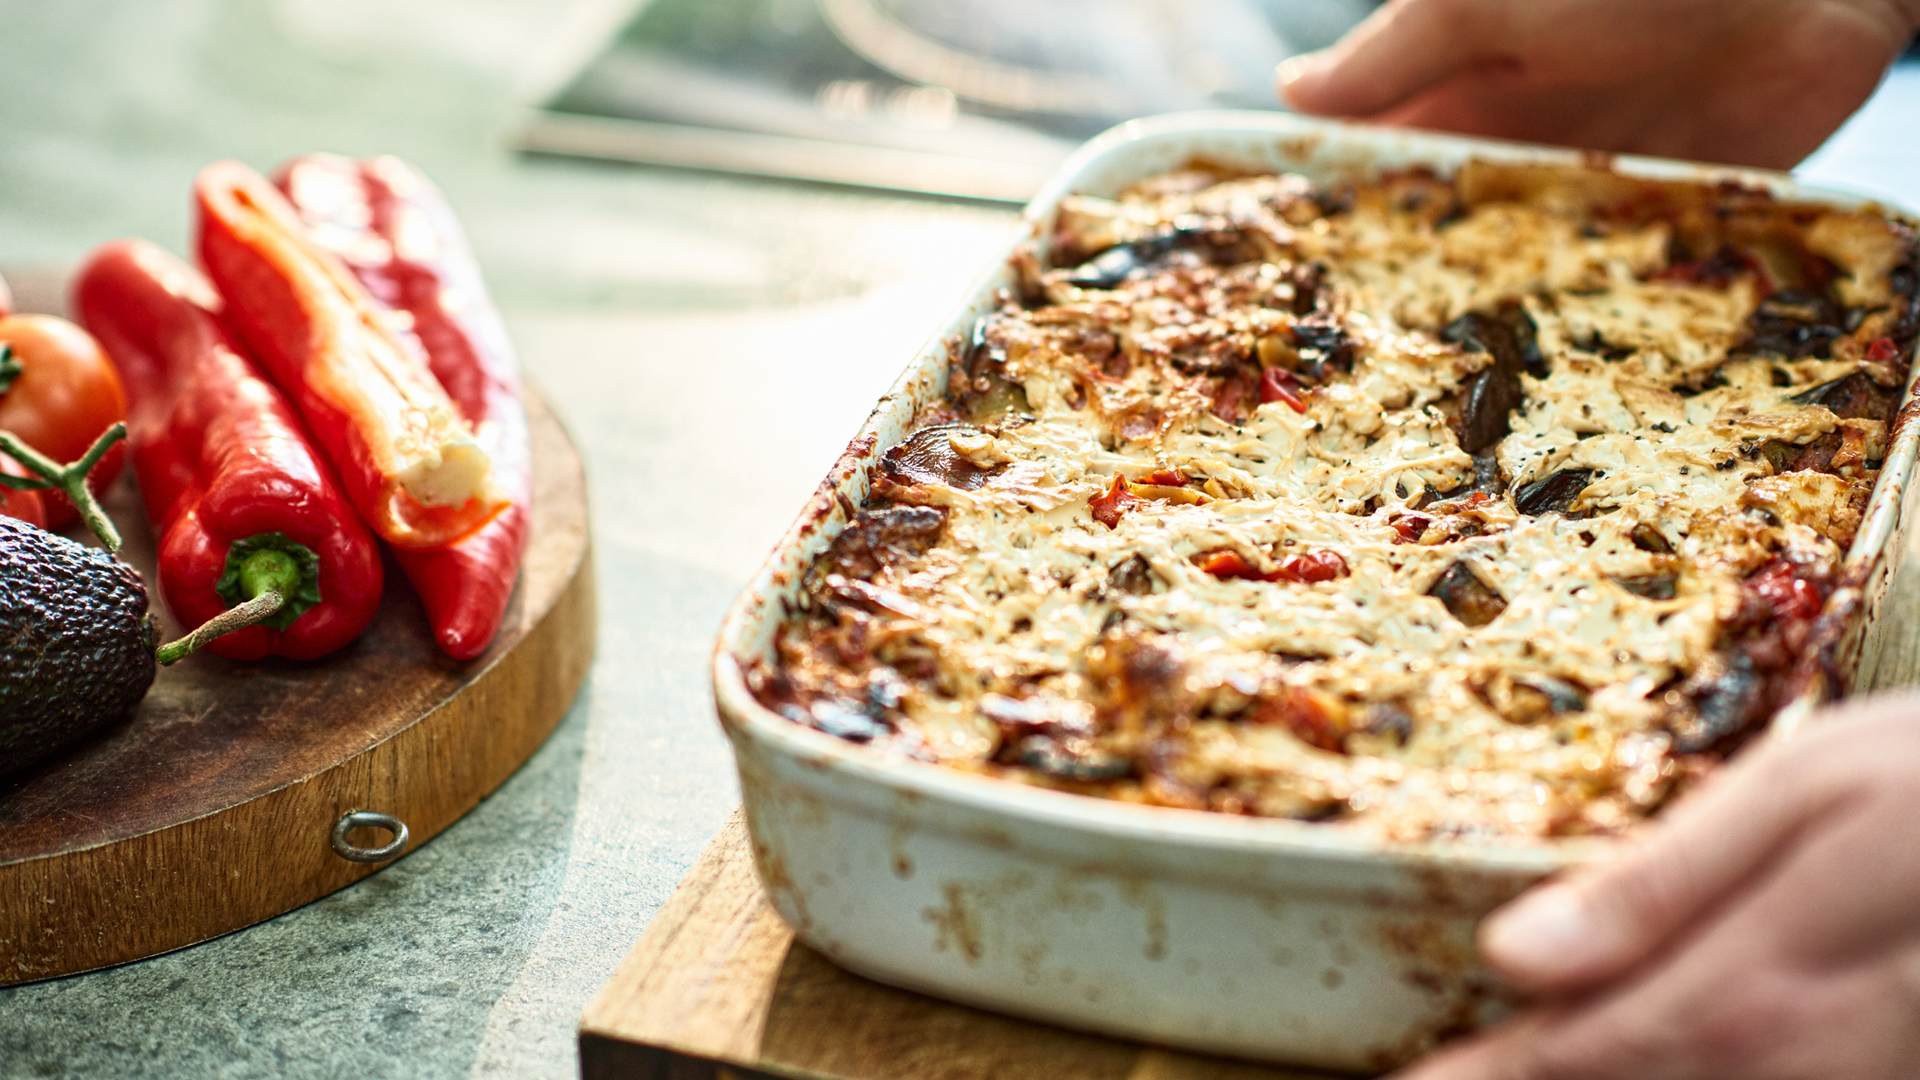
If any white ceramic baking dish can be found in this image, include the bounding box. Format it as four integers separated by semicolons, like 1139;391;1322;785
711;111;1920;1073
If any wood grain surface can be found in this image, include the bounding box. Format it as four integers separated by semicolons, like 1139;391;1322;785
0;280;595;984
579;814;1344;1080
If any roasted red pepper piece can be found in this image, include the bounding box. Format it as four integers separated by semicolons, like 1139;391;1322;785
1199;548;1348;583
1274;550;1348;583
1088;473;1143;529
73;239;384;661
1389;514;1432;543
1258;366;1308;413
275;153;533;660
196;161;507;551
1744;558;1824;623
1198;550;1264;580
1251;687;1347;752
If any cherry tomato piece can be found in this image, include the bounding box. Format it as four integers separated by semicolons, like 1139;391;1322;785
0;314;128;527
0;452;48;528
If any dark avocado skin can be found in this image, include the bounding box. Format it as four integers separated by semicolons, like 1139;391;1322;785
1;516;156;777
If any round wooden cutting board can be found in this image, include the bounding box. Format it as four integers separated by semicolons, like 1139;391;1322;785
0;384;593;985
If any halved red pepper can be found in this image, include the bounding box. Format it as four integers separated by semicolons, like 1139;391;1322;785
72;239;384;661
275;153;532;660
196;161;508;551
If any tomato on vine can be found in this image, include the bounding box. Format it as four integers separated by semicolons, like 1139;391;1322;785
0;314;129;528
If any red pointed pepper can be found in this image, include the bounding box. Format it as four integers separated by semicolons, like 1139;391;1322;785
72;239;384;661
276;154;532;661
196;161;508;552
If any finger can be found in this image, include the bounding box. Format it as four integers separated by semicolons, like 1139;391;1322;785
1278;0;1518;117
1386;1010;1566;1080
1480;728;1858;996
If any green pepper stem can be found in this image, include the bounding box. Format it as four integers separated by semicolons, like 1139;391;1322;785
156;591;285;665
238;547;302;603
155;547;302;665
0;422;128;553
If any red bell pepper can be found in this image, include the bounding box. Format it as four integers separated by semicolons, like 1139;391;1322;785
276;154;532;661
195;161;508;552
72;239;384;661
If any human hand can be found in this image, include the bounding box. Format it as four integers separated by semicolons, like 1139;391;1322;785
1279;0;1920;169
1390;691;1920;1079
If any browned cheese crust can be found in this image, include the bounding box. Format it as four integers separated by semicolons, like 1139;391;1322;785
753;161;1920;843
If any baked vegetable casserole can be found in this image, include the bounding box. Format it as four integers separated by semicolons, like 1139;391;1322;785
752;160;1920;842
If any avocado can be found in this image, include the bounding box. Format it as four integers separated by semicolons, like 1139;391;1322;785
1;516;156;776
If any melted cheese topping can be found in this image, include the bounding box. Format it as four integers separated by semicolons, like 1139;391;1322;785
768;164;1916;842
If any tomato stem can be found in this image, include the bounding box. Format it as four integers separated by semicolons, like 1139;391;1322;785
0;422;127;553
0;343;19;396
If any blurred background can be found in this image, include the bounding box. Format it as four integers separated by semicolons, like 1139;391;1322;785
532;0;1376;198
0;2;1916;1078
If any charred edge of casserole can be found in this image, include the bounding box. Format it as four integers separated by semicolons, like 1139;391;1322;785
749;162;1920;838
1656;228;1918;758
753;504;950;750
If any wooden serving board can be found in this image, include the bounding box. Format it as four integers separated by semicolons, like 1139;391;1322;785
579;814;1346;1080
0;274;594;983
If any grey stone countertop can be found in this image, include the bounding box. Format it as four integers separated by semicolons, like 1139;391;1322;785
1;3;1916;1077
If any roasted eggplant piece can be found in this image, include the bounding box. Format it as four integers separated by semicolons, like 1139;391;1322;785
1668;653;1766;754
780;697;889;742
1445;304;1543;453
1456;367;1522;455
1430;561;1506;627
1514;674;1588;716
1629;523;1674;554
880;424;1006;491
1514;468;1596;516
1059;225;1213;290
1735;288;1850;359
814;505;946;581
1445;304;1547;378
1788;370;1901;421
1290;312;1355;383
1616;572;1679;600
952;315;1033;421
1106;552;1159;596
1483;671;1588;724
1356;701;1414;747
1015;734;1133;781
1450;449;1506;497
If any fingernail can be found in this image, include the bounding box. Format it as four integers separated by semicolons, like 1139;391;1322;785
1481;882;1595;976
1276;52;1329;95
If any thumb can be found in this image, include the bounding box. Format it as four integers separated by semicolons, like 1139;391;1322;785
1479;743;1848;995
1279;0;1516;117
